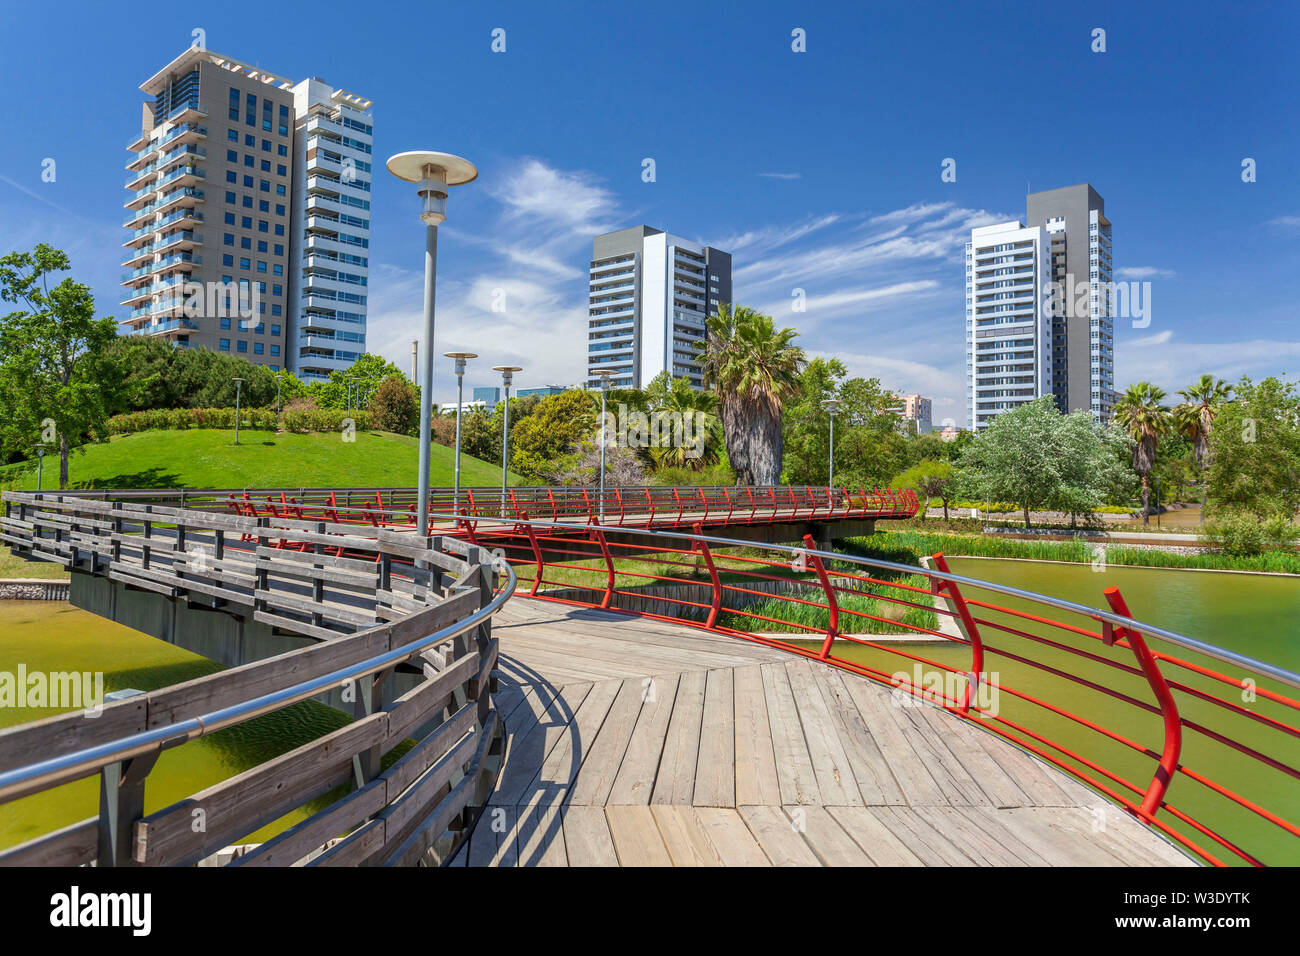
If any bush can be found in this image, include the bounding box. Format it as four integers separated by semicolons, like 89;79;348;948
369;376;419;436
104;406;369;436
1201;508;1300;557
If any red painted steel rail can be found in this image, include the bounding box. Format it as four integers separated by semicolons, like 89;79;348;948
434;511;1297;868
210;484;918;533
17;488;1296;866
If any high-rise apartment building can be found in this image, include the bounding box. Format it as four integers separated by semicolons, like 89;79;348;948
965;184;1114;430
121;49;371;377
287;78;373;381
587;226;731;389
1026;184;1114;422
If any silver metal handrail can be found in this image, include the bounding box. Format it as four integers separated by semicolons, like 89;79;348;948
0;560;516;803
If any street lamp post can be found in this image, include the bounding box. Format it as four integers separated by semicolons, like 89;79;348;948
233;378;244;446
592;369;616;521
34;443;47;491
821;398;842;497
444;352;477;514
387;150;478;537
493;365;522;516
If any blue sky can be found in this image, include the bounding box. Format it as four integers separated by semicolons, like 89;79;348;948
1;0;1296;425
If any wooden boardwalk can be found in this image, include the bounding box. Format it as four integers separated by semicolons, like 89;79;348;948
450;601;1195;867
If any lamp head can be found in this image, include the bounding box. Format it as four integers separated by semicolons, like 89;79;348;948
493;365;522;388
821;398;842;414
386;151;478;227
445;351;477;374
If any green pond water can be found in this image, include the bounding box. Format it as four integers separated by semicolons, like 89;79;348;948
795;559;1300;866
0;601;351;852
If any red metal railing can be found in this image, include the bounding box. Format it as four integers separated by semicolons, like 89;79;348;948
208;484;918;533
436;512;1299;868
47;488;1295;866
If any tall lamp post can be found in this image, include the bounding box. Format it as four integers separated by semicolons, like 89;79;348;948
232;377;244;446
821;398;841;497
444;351;477;514
592;369;616;521
34;443;47;491
493;365;522;516
387;150;478;536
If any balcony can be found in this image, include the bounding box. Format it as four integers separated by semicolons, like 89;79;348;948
125;165;158;190
121;244;155;269
155;165;204;191
154;252;201;275
154;231;202;253
156;144;206;173
126;318;200;336
155;187;204;214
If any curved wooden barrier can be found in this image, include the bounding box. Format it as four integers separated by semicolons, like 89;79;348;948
0;491;512;867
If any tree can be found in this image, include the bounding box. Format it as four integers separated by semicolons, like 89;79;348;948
1174;374;1232;522
955;397;1126;529
1113;382;1173;526
509;389;598;483
369;375;419;435
0;245;119;488
698;303;805;485
310;353;407;410
780;358;906;487
1205;376;1300;520
893;459;954;520
640;371;721;471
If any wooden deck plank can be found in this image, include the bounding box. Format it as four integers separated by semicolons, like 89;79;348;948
784;805;874;866
732;665;782;807
760;662;822;805
650;670;706;805
838;677;951;807
784;659;864;807
605;805;673;866
490;682;591;807
650;805;724;866
515;802;568;867
811;667;906;806
560;805;620;867
738;804;821;866
824;806;925;866
913;705;1031;808
868;806;978;866
607;674;680;805
692;808;771;866
693;668;736;807
563;678;645;807
520;679;623;806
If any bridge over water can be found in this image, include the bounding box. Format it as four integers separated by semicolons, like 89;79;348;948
1;487;1296;867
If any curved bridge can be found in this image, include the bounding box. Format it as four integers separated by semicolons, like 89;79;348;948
2;488;1297;867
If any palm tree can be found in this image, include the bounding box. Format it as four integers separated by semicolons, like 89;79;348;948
697;304;805;485
1113;382;1173;526
1174;374;1232;523
643;372;721;471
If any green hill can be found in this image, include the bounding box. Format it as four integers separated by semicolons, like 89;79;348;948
1;428;519;492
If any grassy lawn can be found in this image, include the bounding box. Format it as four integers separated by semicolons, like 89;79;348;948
0;428;519;492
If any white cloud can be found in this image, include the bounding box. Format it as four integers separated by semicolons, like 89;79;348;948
1116;331;1300;394
1116;266;1176;279
757;172;801;180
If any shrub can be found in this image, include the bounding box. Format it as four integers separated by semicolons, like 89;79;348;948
1201;508;1300;557
370;376;420;436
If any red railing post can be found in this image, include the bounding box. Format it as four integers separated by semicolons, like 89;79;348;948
693;521;722;629
672;487;684;529
589;518;615;609
615;488;626;526
698;486;710;526
929;553;985;715
1103;586;1183;820
800;533;839;660
521;512;543;596
722;486;734;525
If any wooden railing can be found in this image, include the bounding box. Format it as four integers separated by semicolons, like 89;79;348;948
0;491;512;867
